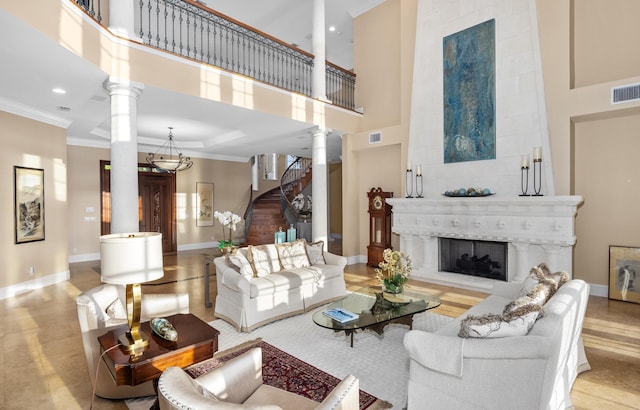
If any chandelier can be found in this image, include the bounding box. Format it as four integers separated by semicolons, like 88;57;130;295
146;127;193;173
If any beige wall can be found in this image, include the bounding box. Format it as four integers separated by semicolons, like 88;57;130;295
538;0;640;289
342;0;417;260
573;114;640;285
1;112;69;291
66;145;253;259
572;0;640;88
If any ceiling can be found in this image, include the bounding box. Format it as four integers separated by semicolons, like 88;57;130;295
0;1;383;164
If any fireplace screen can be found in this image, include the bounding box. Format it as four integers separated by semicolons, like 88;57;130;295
439;238;507;281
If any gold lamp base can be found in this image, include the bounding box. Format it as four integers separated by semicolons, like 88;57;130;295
119;283;149;359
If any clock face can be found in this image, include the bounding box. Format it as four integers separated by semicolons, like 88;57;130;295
373;195;383;210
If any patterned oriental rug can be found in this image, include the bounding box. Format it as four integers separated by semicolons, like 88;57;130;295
126;309;451;409
186;338;389;409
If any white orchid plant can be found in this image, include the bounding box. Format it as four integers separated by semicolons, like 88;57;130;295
214;210;242;250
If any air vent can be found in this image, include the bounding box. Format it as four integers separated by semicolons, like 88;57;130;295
369;131;382;144
612;83;640;104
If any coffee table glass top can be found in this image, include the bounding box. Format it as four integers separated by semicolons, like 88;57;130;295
312;286;441;331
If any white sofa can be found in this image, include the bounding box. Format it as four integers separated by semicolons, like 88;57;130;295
158;347;360;410
404;273;590;410
76;284;190;399
213;240;347;331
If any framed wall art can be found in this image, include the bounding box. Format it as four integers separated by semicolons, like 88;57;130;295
196;182;214;227
443;19;496;163
609;245;640;304
14;166;45;244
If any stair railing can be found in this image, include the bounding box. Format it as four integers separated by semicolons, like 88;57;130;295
243;184;254;241
280;157;312;227
72;0;356;111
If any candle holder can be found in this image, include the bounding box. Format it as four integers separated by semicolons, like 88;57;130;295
416;174;424;198
533;159;543;196
519;166;530;196
405;169;414;198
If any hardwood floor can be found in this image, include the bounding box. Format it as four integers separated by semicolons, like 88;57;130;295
0;249;637;409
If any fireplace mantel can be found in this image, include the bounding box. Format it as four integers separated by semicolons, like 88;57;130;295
386;196;584;291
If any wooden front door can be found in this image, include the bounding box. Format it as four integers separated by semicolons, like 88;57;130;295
100;161;177;253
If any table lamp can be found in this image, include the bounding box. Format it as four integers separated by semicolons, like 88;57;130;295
100;232;164;357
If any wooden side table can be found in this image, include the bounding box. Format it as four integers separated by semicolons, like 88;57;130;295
98;313;220;386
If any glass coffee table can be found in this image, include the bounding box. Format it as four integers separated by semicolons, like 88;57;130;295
312;286;441;347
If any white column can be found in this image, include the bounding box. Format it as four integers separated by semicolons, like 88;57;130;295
311;128;328;247
251;156;259;191
512;242;531;282
104;77;144;234
312;0;327;101
109;0;140;41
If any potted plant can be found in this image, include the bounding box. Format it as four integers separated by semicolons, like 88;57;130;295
214;210;242;253
375;248;412;294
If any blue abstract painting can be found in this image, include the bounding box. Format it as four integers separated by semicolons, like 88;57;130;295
443;19;495;163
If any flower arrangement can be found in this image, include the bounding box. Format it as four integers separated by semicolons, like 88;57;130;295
214;210;242;251
375;248;412;294
292;193;312;214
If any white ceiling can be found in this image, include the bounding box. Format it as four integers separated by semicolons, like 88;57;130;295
0;1;382;164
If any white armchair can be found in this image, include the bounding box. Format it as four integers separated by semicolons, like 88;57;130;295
157;347;360;410
76;284;190;399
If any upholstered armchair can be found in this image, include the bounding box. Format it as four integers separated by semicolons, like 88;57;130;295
157;347;360;410
76;284;190;399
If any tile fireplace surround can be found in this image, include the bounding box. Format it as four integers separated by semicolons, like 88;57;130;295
387;196;584;292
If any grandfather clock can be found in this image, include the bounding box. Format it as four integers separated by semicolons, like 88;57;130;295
367;187;393;267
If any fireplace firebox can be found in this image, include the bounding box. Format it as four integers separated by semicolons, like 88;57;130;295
439;238;507;281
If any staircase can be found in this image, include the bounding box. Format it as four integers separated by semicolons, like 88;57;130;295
245;188;288;245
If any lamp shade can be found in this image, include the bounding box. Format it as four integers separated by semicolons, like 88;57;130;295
100;232;164;284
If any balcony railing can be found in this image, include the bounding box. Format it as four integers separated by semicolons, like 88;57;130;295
73;0;356;110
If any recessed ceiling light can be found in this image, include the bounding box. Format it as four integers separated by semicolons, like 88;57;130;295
329;26;336;32
52;88;66;94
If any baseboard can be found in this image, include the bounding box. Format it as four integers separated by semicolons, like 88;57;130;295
346;254;367;265
0;270;70;301
589;283;608;298
69;252;100;264
177;241;216;251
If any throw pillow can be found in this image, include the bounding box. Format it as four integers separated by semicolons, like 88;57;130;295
276;240;310;270
305;240;326;265
225;252;254;279
518;263;569;305
247;245;276;277
459;304;544;338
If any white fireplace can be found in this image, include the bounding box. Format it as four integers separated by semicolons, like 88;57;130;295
387;196;583;292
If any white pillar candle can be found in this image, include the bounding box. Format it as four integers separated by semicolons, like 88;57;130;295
533;146;542;161
407;160;412;171
416;165;422;176
521;155;530;169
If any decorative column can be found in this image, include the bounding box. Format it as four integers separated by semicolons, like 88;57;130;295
311;0;327;101
108;0;140;41
251;156;259;191
104;77;144;234
512;242;531;282
311;128;328;247
542;244;565;274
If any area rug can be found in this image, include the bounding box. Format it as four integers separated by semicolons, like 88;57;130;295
126;310;451;410
186;338;386;409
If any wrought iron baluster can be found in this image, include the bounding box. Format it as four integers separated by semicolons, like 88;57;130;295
163;3;169;51
155;0;161;47
138;0;144;39
185;11;191;57
171;3;176;52
206;20;211;64
146;0;153;44
199;16;204;61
